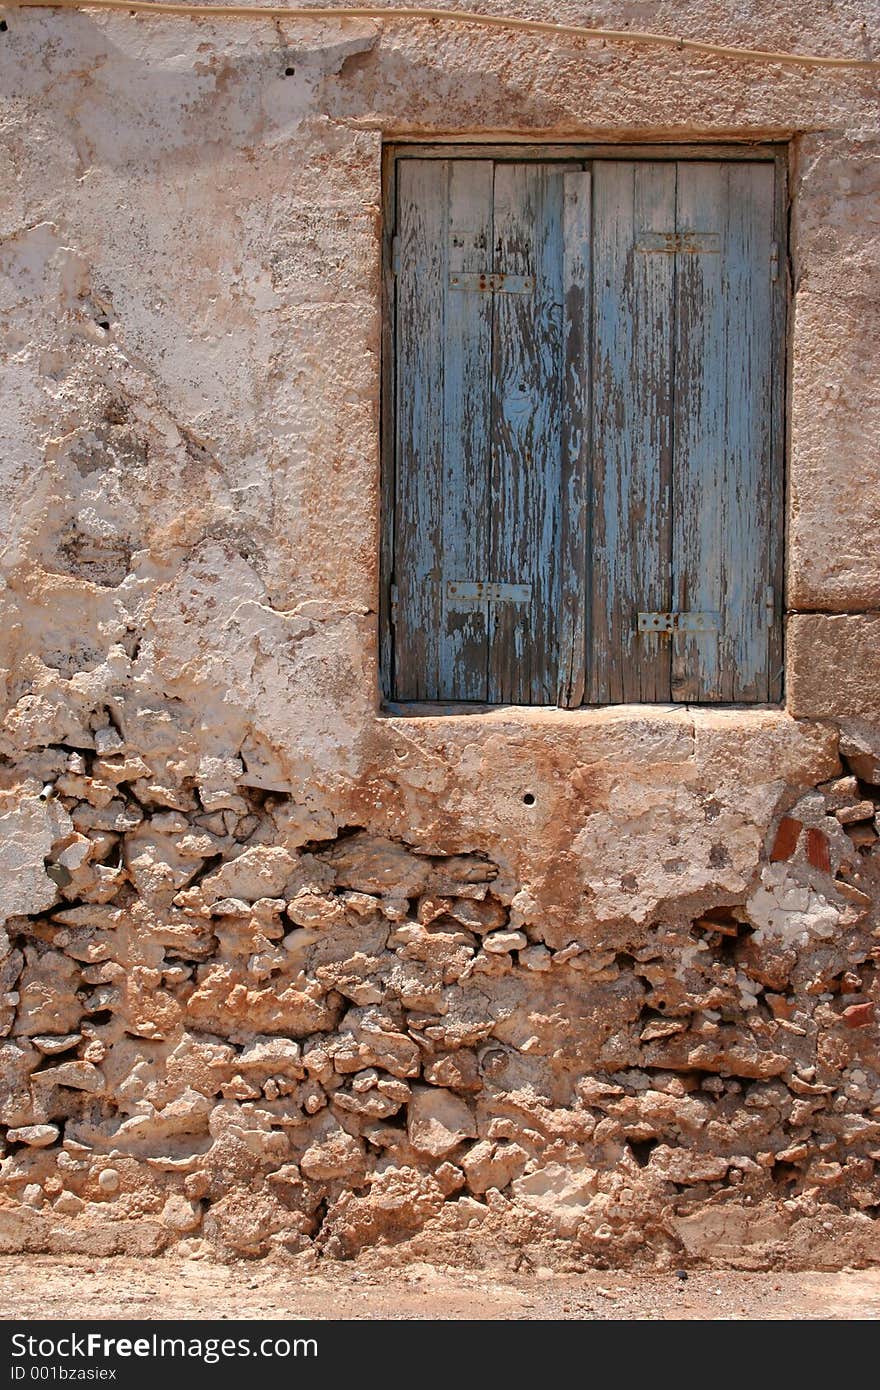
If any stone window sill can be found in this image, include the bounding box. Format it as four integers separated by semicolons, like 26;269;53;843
380;702;792;730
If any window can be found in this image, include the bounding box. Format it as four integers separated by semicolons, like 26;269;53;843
381;146;786;707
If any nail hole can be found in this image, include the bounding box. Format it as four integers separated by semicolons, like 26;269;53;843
522;792;536;806
284;66;295;76
0;20;8;31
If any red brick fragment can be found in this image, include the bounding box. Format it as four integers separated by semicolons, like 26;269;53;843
770;817;801;862
805;828;831;874
842;1003;875;1030
766;993;793;1021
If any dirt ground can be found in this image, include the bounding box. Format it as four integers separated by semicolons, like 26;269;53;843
1;1257;879;1321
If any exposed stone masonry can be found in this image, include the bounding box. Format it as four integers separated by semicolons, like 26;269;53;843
1;666;878;1267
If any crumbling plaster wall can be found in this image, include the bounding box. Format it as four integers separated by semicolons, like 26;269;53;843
0;1;878;1268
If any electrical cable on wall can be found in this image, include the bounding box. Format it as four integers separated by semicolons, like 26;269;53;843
3;0;879;71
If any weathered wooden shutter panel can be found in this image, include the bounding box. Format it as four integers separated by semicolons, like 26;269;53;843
587;157;779;705
671;161;777;702
394;158;571;704
488;163;564;704
393;158;448;700
394;158;494;701
440;161;494;700
392;152;781;707
589;161;676;703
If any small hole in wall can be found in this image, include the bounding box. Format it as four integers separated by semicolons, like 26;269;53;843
522;791;536;807
284;66;295;76
0;20;7;31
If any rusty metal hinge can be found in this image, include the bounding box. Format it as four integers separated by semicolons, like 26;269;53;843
770;242;779;283
638;611;719;633
636;231;721;255
447;581;531;605
448;272;534;294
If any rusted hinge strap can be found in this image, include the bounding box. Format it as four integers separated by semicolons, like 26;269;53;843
638;611;719;633
636;231;720;254
448;272;534;294
447;581;531;605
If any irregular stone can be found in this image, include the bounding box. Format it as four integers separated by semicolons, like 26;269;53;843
422;1051;481;1093
161;1195;202;1232
482;929;528;954
643;1032;789;1079
650;1146;730;1184
332;1089;401;1119
32;1061;104;1092
839;721;880;784
520;944;552;972
407;1086;476;1157
461;1139;528;1194
0;799;71;927
322;835;432;897
201;847;299;903
511;1163;598;1237
835;801;876;824
53;1192;85;1216
287;891;346;928
6;1125;59;1148
238;1037;304;1076
446;898;507;933
300;1126;365;1181
14;951;82;1037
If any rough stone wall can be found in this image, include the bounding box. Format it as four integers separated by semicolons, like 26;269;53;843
0;1;878;1268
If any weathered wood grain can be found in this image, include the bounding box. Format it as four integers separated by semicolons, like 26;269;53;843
589;160;676;703
439;159;494;700
489;163;564;704
671;161;775;702
767;151;788;704
558;167;590;707
393;158;448;699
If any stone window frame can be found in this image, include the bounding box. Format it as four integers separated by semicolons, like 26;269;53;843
379;138;790;717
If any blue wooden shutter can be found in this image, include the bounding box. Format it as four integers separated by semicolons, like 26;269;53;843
589;161;676;703
393;158;493;701
588;158;781;704
391;153;781;707
392;157;577;704
670;161;778;702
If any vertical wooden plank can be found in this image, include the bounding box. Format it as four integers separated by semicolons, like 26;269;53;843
557;167;591;708
588;161;676;704
392;159;448;699
439;160;494;701
767;151;788;703
488;163;565;705
379;145;397;701
671;161;776;701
